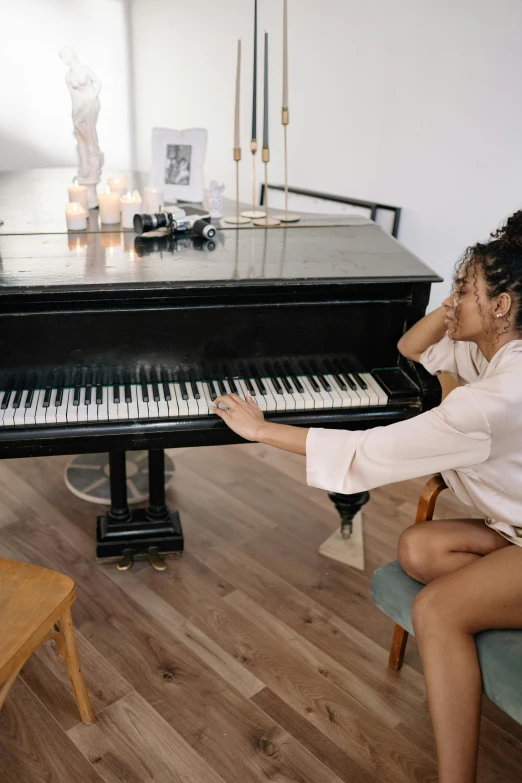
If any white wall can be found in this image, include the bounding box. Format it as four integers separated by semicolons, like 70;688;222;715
130;0;522;308
0;0;131;171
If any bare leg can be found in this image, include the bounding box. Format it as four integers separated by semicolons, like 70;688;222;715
411;544;522;783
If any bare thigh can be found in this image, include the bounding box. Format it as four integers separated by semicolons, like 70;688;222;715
397;518;513;583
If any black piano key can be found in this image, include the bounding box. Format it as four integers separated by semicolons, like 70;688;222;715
42;386;52;408
217;379;227;395
251;378;264;396
84;385;92;405
179;380;188;400
308;376;321;393
190;380;200;399
113;384;121;403
254;376;267;394
96;385;103;404
140;381;149;402
244;377;256;395
162;381;171;401
342;373;357;391
280;375;293;394
333;373;347;390
25;388;34;408
316;375;331;392
124;384;132;403
207;382;217;401
73;386;81;405
228;377;239;395
1;390;12;409
12;388;23;409
55;387;64;406
352;372;368;390
283;362;304;393
152;381;160;401
272;377;284;395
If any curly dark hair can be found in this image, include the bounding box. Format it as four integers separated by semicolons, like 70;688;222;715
452;210;522;337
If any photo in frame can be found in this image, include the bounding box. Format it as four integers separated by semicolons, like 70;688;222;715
150;127;207;203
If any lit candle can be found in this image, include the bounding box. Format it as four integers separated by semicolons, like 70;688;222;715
68;180;88;211
120;190;142;229
282;0;288;108
252;0;258;141
144;186;163;214
234;39;241;149
263;32;269;148
65;201;87;231
107;176;127;197
98;187;121;224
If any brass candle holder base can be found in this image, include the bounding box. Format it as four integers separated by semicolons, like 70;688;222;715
241;141;266;219
224;150;252;226
253;154;281;228
275;112;300;224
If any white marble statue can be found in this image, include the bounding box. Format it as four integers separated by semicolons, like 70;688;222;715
60;46;104;208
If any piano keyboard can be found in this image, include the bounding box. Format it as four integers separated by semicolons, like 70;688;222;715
0;370;388;428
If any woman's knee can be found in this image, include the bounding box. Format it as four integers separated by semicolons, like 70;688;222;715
397;524;437;583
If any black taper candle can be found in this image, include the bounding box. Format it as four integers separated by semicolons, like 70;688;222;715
252;0;258;141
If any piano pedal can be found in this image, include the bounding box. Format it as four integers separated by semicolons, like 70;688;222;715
116;548;135;571
148;546;167;571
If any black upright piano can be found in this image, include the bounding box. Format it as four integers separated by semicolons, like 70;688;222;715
0;171;442;566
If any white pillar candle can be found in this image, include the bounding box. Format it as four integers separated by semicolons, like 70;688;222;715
107;175;127;197
98;189;121;224
234;39;241;148
144;186;163;214
120;190;142;229
65;201;87;231
68;180;89;211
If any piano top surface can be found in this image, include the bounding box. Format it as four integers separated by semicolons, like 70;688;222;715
0;168;441;298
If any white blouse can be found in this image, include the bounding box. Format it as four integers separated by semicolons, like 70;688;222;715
306;336;522;545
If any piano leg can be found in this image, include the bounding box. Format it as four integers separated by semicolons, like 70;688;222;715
328;491;370;539
96;449;184;566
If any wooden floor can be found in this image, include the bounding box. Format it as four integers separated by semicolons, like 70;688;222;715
1;444;522;782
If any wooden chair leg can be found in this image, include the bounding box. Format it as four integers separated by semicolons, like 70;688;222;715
0;662;24;711
389;624;409;671
58;607;95;725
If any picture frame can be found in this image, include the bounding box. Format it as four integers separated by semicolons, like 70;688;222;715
150;127;208;203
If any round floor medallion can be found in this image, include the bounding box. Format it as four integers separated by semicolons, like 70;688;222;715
64;451;175;505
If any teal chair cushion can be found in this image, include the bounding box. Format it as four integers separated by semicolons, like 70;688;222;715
370;561;522;725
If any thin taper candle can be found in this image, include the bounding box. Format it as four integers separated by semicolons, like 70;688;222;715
234;39;241;148
252;0;258;141
263;32;269;148
283;0;288;108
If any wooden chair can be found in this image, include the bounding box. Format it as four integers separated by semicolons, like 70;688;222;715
0;557;95;724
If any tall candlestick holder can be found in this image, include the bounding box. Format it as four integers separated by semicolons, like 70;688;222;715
224;148;251;225
276;108;300;223
241;140;266;219
253;147;281;227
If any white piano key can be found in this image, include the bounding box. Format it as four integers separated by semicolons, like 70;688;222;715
312;375;334;409
185;383;198;416
66;389;78;423
14;390;29;425
351;374;375;406
325;374;353;408
3;394;17;426
238;379;267;413
35;389;48;425
45;388;59;424
258;378;277;412
294;377;315;410
116;387;129;420
285;377;305;410
196;381;211;415
137;384;149;419
362;373;388;406
274;378;296;410
127;385;139;420
23;389;39;425
157;384;169;418
85;389;98;422
264;378;287;411
76;387;89;422
166;382;180;417
300;376;324;409
201;382;216;413
147;383;159;418
56;388;70;423
173;382;189;416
